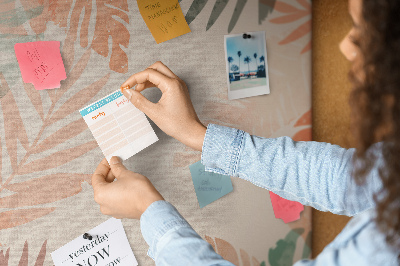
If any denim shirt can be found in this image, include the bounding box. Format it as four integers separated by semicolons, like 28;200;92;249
140;124;399;265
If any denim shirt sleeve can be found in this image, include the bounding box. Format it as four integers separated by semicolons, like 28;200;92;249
140;200;235;265
201;124;382;216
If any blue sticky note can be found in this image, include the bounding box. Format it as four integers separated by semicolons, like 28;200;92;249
189;161;233;208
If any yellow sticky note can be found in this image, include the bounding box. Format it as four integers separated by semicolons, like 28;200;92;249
137;0;191;44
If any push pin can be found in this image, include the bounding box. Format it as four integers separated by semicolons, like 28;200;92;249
242;33;252;39
83;233;94;240
120;85;130;93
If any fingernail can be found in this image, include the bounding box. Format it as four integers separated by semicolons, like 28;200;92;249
124;89;133;100
110;156;122;165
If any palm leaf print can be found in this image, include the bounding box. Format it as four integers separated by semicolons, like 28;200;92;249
259;0;277;24
0;240;47;266
268;228;311;265
227;0;248;33
1;173;91;208
206;0;229;30
0;74;29;173
186;0;248;33
23;83;44;120
0;43;110;227
205;235;262;265
270;0;311;54
0;0;130;73
185;0;210;25
0;208;56;230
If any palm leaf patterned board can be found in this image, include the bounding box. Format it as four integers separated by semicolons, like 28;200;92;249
0;0;312;264
0;240;47;266
185;0;249;33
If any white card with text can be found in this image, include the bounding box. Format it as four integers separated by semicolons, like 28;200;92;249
51;218;138;266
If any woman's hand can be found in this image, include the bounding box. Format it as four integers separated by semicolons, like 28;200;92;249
120;61;206;151
91;157;164;219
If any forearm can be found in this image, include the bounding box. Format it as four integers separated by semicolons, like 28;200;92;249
201;124;379;216
140;200;234;265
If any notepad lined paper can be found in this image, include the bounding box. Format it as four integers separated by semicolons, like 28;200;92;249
80;90;158;161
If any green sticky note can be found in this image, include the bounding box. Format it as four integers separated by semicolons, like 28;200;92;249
189;161;233;208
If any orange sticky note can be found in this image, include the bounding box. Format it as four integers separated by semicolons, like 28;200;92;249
137;0;191;44
14;41;66;90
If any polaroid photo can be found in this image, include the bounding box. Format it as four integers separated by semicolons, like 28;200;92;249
224;31;270;100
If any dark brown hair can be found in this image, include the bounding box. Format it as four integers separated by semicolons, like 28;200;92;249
350;0;400;252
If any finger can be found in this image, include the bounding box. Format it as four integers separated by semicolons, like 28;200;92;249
135;81;156;92
109;156;129;179
147;61;177;79
105;169;116;183
122;89;158;117
133;61;178;91
100;159;115;182
121;69;173;94
92;159;110;188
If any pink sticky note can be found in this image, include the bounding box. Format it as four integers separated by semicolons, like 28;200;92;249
269;191;304;223
14;41;66;90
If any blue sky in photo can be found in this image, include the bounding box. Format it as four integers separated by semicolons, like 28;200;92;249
226;32;266;73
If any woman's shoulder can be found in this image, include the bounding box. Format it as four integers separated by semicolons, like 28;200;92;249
323;209;399;265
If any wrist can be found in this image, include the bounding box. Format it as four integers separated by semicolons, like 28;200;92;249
139;193;164;218
187;122;207;151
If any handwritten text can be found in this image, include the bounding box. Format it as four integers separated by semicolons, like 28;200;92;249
92;112;105;120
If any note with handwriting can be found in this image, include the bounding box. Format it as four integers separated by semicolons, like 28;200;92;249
14;41;66;90
269;191;304;223
79;90;158;162
51;218;138;266
137;0;191;44
189;161;233;208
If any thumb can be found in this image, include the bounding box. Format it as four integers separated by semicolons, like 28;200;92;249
109;156;128;178
122;89;155;116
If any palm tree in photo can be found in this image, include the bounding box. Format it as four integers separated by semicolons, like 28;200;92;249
227;56;234;73
244;56;251;78
237;51;242;77
231;64;239;72
253;53;258;73
259;55;266;77
260;55;266;71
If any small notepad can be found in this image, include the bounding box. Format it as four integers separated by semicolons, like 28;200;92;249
51;218;138;266
80;90;158;162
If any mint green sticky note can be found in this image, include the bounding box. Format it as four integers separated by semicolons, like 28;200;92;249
189;160;233;208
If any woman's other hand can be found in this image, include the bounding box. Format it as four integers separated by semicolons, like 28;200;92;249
91;157;164;219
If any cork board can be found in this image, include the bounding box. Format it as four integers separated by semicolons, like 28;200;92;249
312;0;353;257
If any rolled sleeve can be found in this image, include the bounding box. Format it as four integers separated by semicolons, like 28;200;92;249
201;124;245;176
200;123;381;216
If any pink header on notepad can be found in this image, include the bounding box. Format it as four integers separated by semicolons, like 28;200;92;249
14;41;66;90
269;191;304;223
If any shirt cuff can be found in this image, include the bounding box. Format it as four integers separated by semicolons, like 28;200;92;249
140;200;192;260
201;123;245;177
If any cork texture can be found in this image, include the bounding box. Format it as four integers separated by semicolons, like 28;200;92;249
312;0;353;257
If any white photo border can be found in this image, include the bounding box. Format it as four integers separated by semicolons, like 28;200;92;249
224;31;270;100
